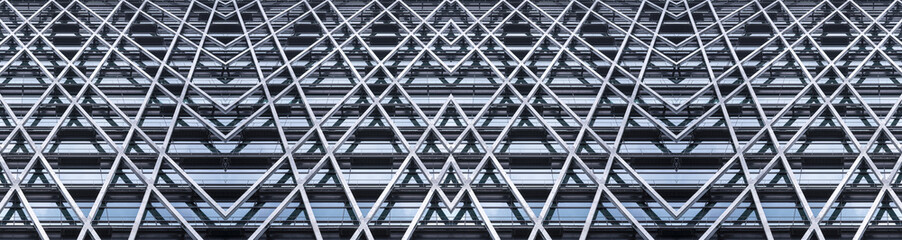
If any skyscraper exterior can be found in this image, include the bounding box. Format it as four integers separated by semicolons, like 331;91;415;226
2;0;902;239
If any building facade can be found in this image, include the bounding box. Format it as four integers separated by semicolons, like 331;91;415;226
0;0;900;239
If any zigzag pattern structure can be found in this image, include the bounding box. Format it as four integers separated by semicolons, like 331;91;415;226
3;0;902;239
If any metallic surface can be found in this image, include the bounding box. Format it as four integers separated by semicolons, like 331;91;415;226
0;0;901;239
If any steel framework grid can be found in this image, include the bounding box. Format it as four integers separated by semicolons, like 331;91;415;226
0;0;901;239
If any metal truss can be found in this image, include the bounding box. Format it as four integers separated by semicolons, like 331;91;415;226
3;0;902;239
